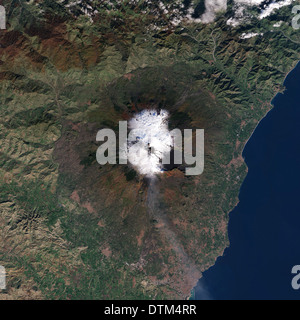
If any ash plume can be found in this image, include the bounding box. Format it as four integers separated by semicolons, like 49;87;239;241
146;177;201;297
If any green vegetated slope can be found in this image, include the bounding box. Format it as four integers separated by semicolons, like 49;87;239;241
0;0;299;299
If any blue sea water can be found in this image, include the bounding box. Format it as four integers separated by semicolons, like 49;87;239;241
194;62;300;300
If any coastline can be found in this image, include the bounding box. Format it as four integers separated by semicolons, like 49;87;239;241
190;59;300;300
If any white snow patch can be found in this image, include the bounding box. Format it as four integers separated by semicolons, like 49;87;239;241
124;110;172;177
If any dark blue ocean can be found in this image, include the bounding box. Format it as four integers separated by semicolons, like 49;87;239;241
194;62;300;300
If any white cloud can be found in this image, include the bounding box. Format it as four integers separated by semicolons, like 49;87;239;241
234;0;264;5
201;0;227;23
59;0;297;28
259;0;294;19
240;32;263;38
227;0;296;26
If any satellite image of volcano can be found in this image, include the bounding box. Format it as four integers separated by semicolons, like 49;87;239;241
0;0;299;300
